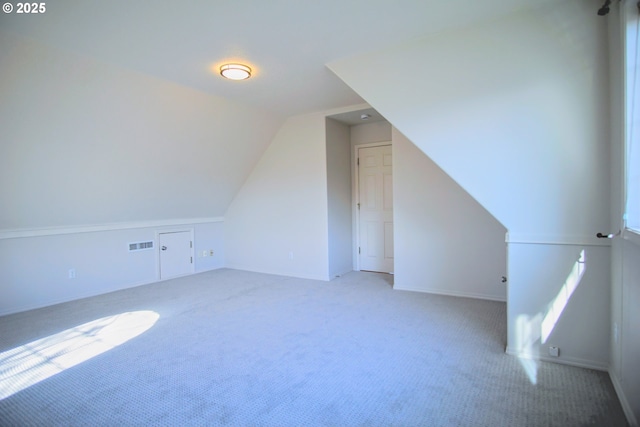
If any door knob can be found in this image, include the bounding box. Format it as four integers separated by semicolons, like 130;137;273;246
596;230;621;239
161;246;167;251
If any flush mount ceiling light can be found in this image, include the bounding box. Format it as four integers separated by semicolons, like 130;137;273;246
360;114;371;120
219;63;251;80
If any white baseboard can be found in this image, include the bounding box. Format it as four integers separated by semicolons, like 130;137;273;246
393;284;506;302
505;346;608;371
610;370;639;427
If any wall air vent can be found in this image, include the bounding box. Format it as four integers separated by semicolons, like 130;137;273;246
128;241;154;252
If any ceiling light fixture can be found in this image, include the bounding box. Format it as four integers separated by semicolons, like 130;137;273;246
219;63;251;80
361;114;371;120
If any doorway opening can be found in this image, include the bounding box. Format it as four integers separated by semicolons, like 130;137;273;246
354;142;394;274
325;109;393;277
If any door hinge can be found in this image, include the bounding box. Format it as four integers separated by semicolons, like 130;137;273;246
357;202;360;209
190;256;193;264
357;158;359;166
190;241;193;248
359;247;361;254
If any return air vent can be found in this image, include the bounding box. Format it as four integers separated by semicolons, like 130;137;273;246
128;241;154;252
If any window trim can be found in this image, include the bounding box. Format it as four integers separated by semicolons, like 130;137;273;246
623;0;640;242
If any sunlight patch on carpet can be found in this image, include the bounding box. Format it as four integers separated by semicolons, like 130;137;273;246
0;310;159;400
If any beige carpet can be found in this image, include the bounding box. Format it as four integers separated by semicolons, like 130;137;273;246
0;269;629;426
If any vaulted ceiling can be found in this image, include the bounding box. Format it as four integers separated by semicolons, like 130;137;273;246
0;0;559;118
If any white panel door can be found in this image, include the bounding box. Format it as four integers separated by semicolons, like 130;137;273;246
159;231;193;280
358;145;393;273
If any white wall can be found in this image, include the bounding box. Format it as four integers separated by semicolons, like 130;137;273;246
225;112;331;280
329;0;612;369
612;238;640;424
0;220;224;315
349;121;506;300
0;31;281;315
326;118;352;278
507;243;611;369
351;121;392;146
392;128;507;301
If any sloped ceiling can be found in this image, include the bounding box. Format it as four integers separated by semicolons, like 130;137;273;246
0;0;559;117
0;32;283;229
327;0;610;237
0;0;565;230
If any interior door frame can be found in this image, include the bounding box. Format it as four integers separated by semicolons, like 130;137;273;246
156;228;195;280
353;141;392;271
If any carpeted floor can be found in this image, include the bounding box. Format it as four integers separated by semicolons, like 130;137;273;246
0;269;629;426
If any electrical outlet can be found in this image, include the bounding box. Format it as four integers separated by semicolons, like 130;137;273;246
549;346;559;357
68;269;76;279
209;249;214;256
202;250;208;257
